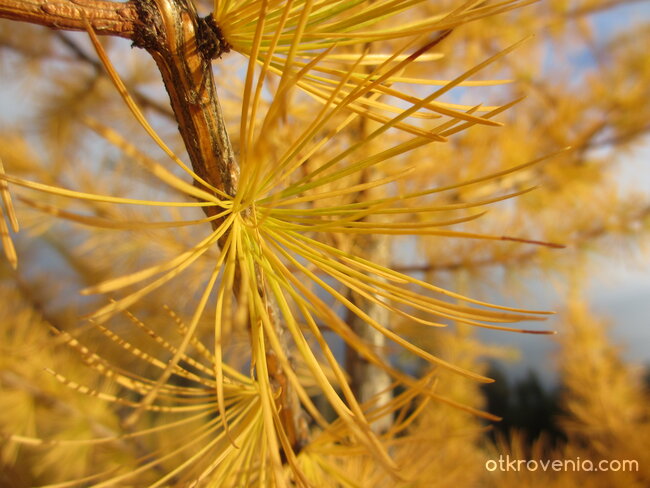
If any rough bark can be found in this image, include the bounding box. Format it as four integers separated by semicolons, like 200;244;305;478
0;0;137;38
130;0;239;203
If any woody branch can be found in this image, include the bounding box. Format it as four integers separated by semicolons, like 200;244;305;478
0;0;137;37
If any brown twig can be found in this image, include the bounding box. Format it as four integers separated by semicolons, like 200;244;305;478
55;31;177;119
0;0;137;38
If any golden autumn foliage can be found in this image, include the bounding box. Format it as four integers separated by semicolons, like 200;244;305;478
0;0;649;486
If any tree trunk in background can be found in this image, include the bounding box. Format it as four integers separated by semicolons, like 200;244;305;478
345;40;393;428
346;229;393;433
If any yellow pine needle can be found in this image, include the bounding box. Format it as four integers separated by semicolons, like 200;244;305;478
302;87;442;120
237;232;332;431
272;139;430;200
222;0;533;53
164;305;219;367
315;0;435;35
292;34;450;160
190;403;264;486
271;210;487;232
373;376;433;433
255;257;359;431
0;157;18;267
147;401;260;488
81;217;232;296
84;241;213;322
83;22;224;197
295;77;436;119
271;167;416;207
91;415;228;487
295;79;452;136
307;52;445;65
264;382;312;487
374;83;503;115
252;55;338;186
0;172;213;208
223;402;264;485
250;315;289;488
239;0;271;167
0;206;17;269
291;226;533;237
375;75;514;86
260;47;374;191
290;64;504;114
18;196;226;230
44;368;212;413
269;40;486;197
254;276;399;475
289;38;515;175
239;46;337;205
275;0;315;96
266;232;493;382
438;96;523;139
0;158;20;269
262;31;520;173
272;228;545;327
387;147;571;202
325;0;528;40
279;229;551;314
10;410;213;447
214;219;242;447
0;157;18;230
264;258;390;401
429;391;502;421
123;231;235;427
130;309;255;385
89;323;216;389
266;186;537;218
246;0;305;157
265;244;488;418
83;117;224;204
259;33;440;192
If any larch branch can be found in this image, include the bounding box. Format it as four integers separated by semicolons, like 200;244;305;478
3;0;308;456
0;0;138;38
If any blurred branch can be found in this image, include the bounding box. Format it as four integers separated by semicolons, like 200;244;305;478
394;204;650;274
55;31;177;120
565;0;648;19
585;124;650;151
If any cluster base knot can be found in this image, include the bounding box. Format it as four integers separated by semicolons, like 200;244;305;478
198;13;231;60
